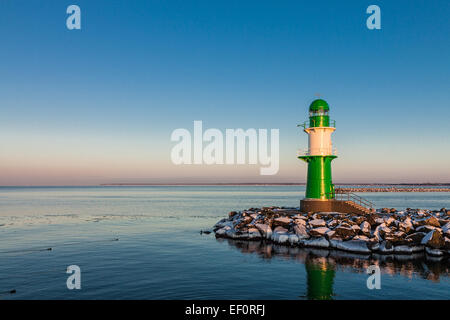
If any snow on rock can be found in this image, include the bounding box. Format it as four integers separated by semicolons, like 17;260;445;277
360;221;371;236
293;224;309;239
421;229;445;249
329;239;371;253
353;235;370;241
255;223;272;239
271;226;289;243
378;241;394;254
214;218;233;230
294;218;306;226
213;205;450;257
272;217;292;228
215;226;231;236
399;217;413;233
288;234;299;245
247;228;262;239
442;222;450;236
394;245;415;254
309;219;326;228
425;247;444;256
301;237;330;248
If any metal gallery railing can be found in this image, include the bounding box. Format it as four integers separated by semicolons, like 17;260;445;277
297;148;338;157
297;119;336;129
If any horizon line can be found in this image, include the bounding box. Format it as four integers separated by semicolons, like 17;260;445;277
2;182;450;187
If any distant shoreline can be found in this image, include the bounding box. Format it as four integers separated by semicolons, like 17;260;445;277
100;183;450;187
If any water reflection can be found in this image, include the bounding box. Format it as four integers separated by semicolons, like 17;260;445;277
305;255;335;300
216;238;450;299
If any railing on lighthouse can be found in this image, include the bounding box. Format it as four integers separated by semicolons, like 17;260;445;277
297;119;336;130
297;148;338;157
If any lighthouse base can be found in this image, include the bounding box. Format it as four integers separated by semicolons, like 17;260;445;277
300;199;372;215
300;199;334;213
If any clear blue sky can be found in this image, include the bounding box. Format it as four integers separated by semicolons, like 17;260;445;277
0;0;449;185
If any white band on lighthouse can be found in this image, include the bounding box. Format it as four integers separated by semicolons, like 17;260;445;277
305;127;335;156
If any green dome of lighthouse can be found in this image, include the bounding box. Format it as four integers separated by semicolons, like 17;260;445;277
309;99;330;112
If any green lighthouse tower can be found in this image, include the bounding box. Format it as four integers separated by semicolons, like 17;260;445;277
298;99;337;212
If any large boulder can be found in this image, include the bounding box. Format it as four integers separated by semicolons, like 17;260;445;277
405;232;427;245
373;224;391;240
228;211;238;219
384;217;396;227
329;239;371;253
378;240;394;253
309;227;330;238
352;216;366;225
215;225;232;237
301;237;330;248
416;216;440;228
416;225;437;234
386;231;406;243
325;230;341;240
255;223;272;239
334;224;355;240
309;219;326;228
213;218;233;231
327;219;340;228
272;217;292;228
293;224;310;239
366;214;377;226
247;228;262;239
360;221;371;236
442;222;450;236
288;233;300;245
399;217;413;234
421;229;445;249
271;226;289;243
294;218;306;226
353;235;370;242
235;216;252;229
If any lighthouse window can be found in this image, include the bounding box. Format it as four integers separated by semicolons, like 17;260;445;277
310;111;328;116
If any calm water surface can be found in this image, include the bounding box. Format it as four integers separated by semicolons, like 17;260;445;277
0;186;449;299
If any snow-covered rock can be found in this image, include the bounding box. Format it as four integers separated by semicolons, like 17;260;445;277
294;218;306;226
421;229;444;249
271;226;289;243
214;218;233;230
393;245;424;254
425;247;444;256
309;219;326;228
329;239;371;253
309;227;330;237
360;221;371;236
255;223;272;239
288;234;299;245
247;228;262;239
272;217;292;228
378;241;394;253
293;224;309;239
301;237;330;248
215;225;231;236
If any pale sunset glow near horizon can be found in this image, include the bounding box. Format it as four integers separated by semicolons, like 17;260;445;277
0;0;449;186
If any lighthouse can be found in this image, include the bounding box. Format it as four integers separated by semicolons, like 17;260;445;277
298;99;337;212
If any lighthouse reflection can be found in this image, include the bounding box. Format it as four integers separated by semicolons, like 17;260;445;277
305;255;336;300
216;238;449;300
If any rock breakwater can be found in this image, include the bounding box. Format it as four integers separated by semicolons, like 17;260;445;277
213;207;450;257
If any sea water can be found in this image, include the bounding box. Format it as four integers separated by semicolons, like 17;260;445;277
0;186;448;299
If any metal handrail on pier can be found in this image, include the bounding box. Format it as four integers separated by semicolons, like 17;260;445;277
329;189;375;210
